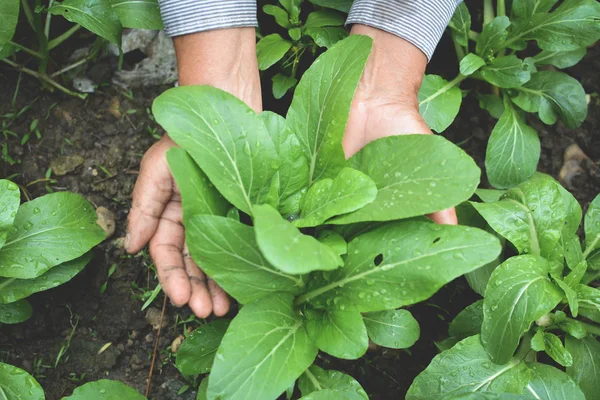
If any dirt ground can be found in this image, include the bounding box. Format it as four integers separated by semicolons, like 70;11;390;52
0;34;599;399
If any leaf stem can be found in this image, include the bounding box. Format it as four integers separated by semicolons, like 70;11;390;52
469;30;480;41
483;0;495;25
497;0;506;17
20;0;36;31
44;0;54;39
304;369;322;391
580;320;600;336
48;25;82;50
515;331;534;360
50;57;89;78
1;59;88;99
452;36;465;61
418;74;467;107
8;41;43;58
582;235;600;259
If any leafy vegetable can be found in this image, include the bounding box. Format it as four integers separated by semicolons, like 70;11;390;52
62;379;146;399
0;362;44;400
363;309;420;349
176;320;230;377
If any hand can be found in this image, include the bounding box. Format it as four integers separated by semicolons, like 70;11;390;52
343;25;457;225
126;28;261;318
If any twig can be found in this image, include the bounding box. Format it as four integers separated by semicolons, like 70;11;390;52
146;295;167;398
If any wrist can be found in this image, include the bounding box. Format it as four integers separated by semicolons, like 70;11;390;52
173;28;261;111
350;24;427;109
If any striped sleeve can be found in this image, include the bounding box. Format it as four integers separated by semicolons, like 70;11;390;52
347;1;462;60
157;0;257;37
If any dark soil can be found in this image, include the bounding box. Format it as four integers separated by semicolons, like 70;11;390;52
1;34;599;400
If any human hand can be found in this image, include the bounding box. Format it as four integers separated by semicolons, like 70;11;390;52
126;28;261;318
343;25;457;225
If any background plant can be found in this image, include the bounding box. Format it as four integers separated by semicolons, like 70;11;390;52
406;173;600;399
154;35;501;400
419;0;600;189
0;0;163;98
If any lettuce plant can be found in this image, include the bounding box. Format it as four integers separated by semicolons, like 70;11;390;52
154;35;501;400
418;0;600;189
408;174;600;399
0;0;162;97
0;179;105;324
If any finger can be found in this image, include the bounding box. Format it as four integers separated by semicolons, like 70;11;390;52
183;244;213;318
127;140;175;253
149;201;191;307
208;279;230;317
428;207;458;225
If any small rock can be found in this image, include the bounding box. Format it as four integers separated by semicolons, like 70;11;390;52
145;333;154;343
108;97;121;119
73;76;95;93
50;155;84;176
117;343;125;351
559;144;588;188
96;207;116;238
129;354;144;371
126;339;134;347
96;345;121;369
170;335;184;353
145;307;167;330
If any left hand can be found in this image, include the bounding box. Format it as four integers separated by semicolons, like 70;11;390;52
343;25;457;225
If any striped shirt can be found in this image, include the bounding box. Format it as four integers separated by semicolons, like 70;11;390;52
157;0;461;60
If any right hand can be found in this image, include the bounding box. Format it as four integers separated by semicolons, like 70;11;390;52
126;28;261;318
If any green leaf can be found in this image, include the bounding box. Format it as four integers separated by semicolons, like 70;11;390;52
49;0;122;45
0;180;20;249
476;16;511;58
301;221;501;312
294;168;377;228
558;318;587;339
466;259;500;296
533;48;587;69
287;35;371;183
0;362;44;399
0;253;92;304
511;71;588;129
576;284;600;313
485;101;540;189
564;260;587;287
531;329;546;351
0;299;32;324
175;320;230;377
406;335;530;400
478;94;505;119
185;215;303;304
542;332;573;367
554;277;579;317
480;56;534;89
305;10;345;28
448;3;471;47
263;5;291;28
253;204;343;274
0;192;105;279
0;0;19;44
363;309;420;349
558;183;582;238
448;300;483;339
584;194;600;256
305;26;348;48
279;0;302;19
298;365;368;399
289;27;302;41
63;379;146;399
167;148;228;222
565;336;600;399
257;33;292;70
526;363;585;400
208;293;318;400
109;0;162;30
197;377;208;400
330;135;480;224
512;0;600;52
418;75;462;133
305;308;368;359
317;230;347;256
153;86;280;215
0;42;15;59
259;111;309;208
481;255;563;364
308;0;352;13
460;54;486;76
272;74;297;99
511;0;558;20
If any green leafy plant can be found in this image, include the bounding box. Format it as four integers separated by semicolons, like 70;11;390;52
0;179;105;324
257;0;352;99
155;35;501;400
407;173;600;399
0;0;163;98
418;0;600;189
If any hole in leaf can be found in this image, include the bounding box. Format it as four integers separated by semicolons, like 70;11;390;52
374;254;383;266
433;237;441;244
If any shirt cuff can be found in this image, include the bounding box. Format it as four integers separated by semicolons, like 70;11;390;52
158;0;258;37
346;0;461;61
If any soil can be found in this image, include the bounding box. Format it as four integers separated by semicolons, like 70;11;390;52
1;32;599;400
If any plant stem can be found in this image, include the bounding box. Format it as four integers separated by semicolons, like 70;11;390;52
515;331;534;360
50;57;89;77
44;0;54;39
469;30;480;41
48;25;82;50
1;59;87;99
452;37;465;61
20;0;36;31
483;0;495;25
8;41;42;58
497;0;506;17
580;320;600;336
32;0;49;76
